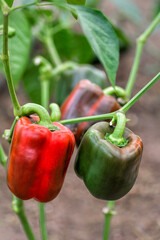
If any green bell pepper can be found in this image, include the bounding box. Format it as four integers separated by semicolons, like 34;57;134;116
74;121;143;200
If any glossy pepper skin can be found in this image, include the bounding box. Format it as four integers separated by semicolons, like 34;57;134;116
75;122;143;200
7;117;75;203
61;80;120;145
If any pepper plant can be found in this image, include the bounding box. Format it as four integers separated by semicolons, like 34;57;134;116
0;0;160;240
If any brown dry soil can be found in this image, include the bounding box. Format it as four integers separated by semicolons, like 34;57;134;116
0;0;160;240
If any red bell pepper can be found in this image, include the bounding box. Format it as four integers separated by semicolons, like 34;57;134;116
61;79;120;145
7;116;75;203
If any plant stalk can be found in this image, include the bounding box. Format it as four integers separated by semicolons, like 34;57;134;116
10;2;37;12
0;144;7;167
125;12;160;97
39;203;48;240
1;13;21;116
45;29;62;67
122;72;160;113
103;201;115;240
12;196;36;240
51;61;77;77
41;80;50;110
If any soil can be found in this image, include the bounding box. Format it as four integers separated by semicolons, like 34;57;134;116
0;0;160;239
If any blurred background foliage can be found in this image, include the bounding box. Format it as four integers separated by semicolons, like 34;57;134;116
0;0;159;105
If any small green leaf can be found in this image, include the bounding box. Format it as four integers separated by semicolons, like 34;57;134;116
4;0;14;7
56;65;107;105
0;11;31;86
67;0;86;5
72;6;119;87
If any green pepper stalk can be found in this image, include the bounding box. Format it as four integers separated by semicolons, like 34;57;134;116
34;56;53;110
39;202;48;240
1;8;21;116
103;201;116;240
0;144;7;167
12;196;36;240
103;86;128;103
125;12;160;97
44;27;62;67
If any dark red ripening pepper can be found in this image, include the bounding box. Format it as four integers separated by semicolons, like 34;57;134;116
7;116;75;203
61;79;120;145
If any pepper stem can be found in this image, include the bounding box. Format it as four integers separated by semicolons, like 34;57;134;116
49;103;61;122
103;86;128;102
21;103;59;131
105;112;128;147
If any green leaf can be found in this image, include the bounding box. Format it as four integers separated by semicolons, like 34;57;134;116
0;11;31;86
110;0;143;24
54;29;94;63
56;65;107;105
72;6;119;87
4;0;14;7
67;0;86;5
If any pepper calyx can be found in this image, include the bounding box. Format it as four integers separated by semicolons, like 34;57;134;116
105;133;128;147
105;112;128;147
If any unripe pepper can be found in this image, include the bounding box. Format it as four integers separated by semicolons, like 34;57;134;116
74;121;143;200
7;115;75;203
56;65;107;105
61;80;120;145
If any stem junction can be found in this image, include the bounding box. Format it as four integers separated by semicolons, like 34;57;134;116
105;112;128;147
